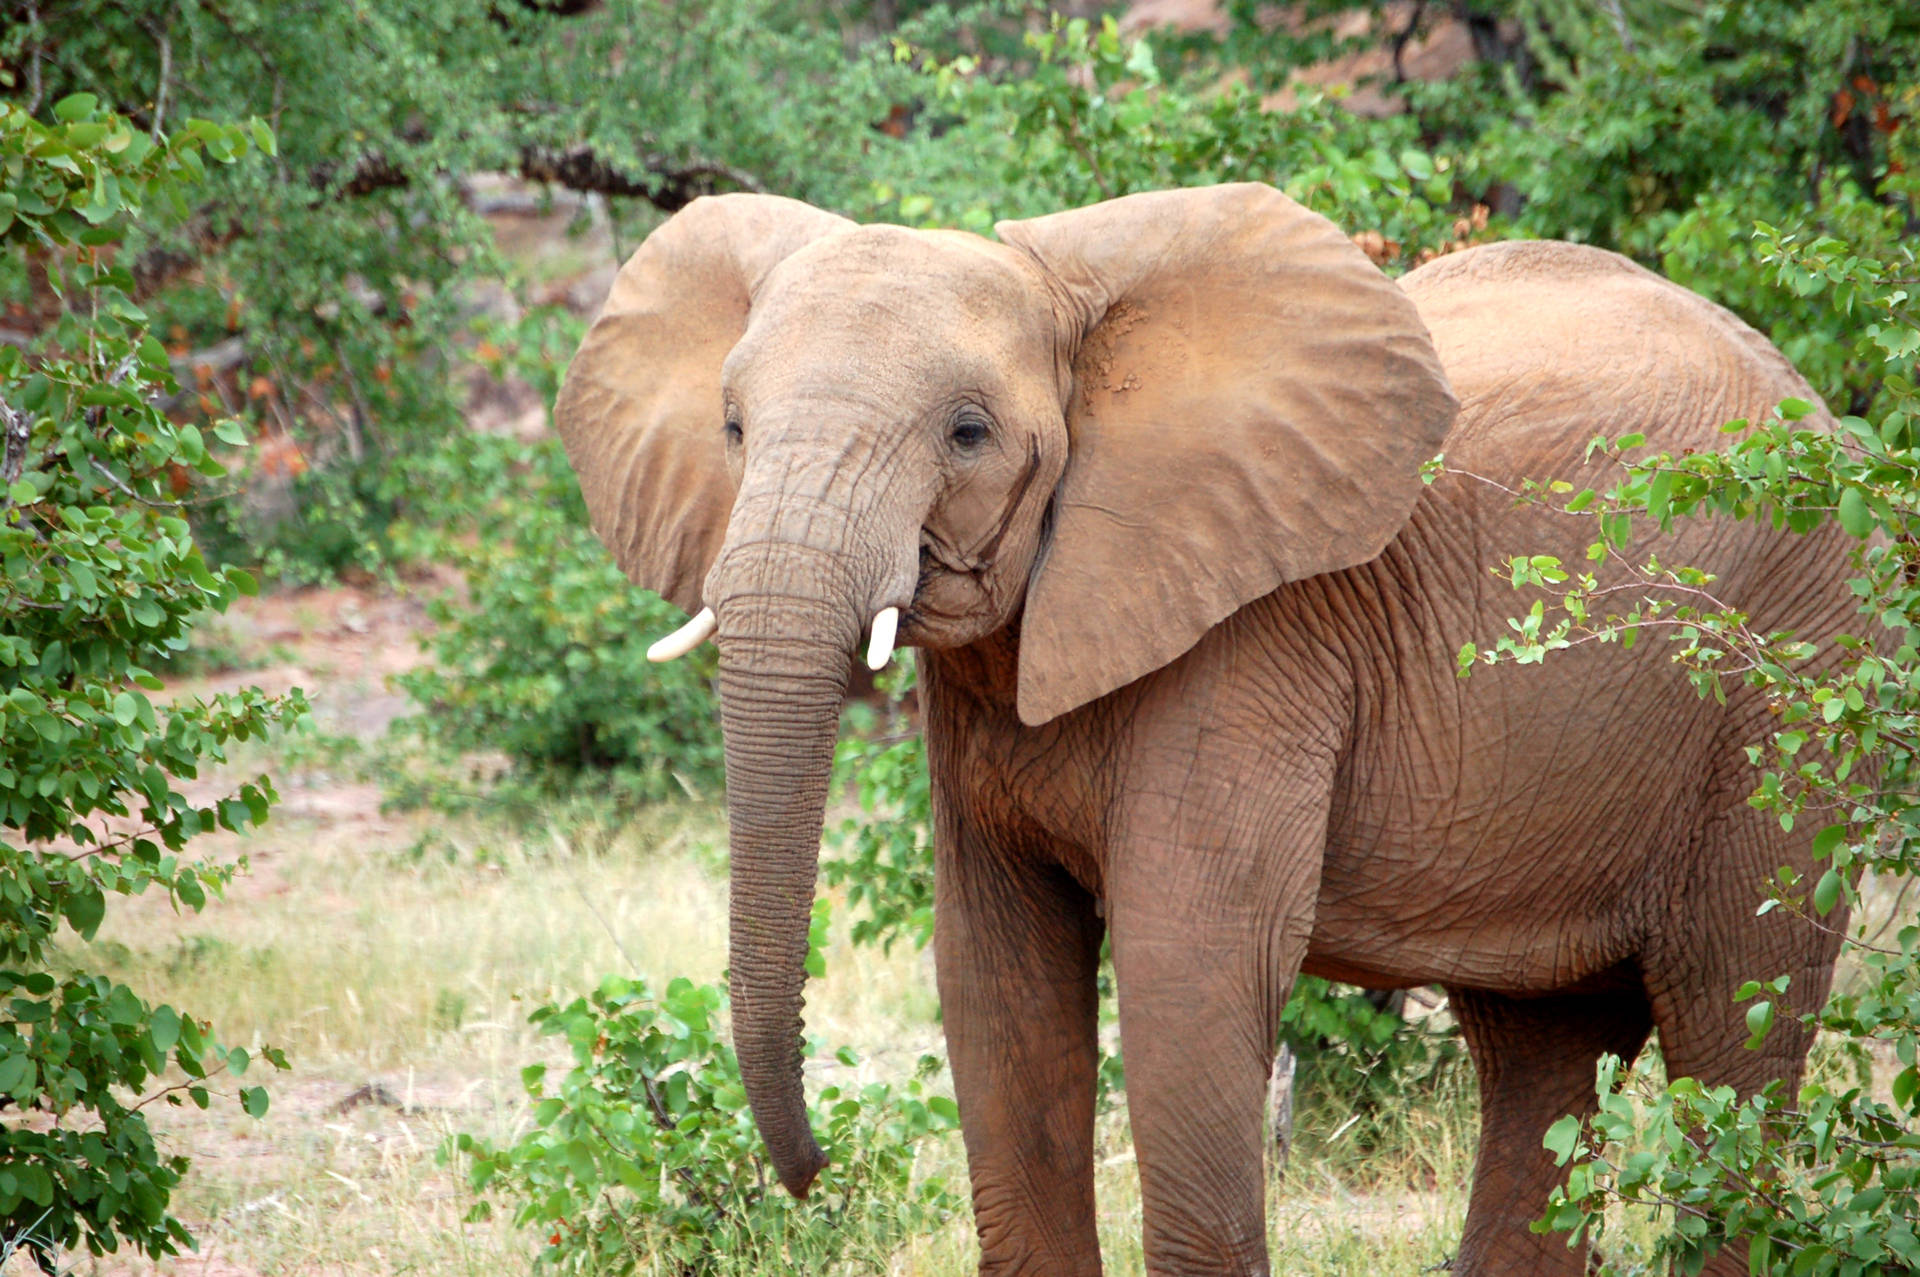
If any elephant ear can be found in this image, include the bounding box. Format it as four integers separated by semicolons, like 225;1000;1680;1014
555;194;853;614
996;183;1457;726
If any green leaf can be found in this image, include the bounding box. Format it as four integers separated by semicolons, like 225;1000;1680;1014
1836;487;1875;537
53;92;100;122
1810;824;1847;860
241;1085;270;1118
150;1005;181;1055
0;1051;33;1096
1811;867;1843;915
1543;1115;1582;1165
63;882;106;938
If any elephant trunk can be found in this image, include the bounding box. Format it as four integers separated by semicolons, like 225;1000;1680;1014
711;543;864;1199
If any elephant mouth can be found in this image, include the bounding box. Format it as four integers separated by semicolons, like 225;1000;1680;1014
907;437;1045;640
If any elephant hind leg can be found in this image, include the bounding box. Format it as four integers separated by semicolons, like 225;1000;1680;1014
1639;800;1847;1276
1448;982;1653;1277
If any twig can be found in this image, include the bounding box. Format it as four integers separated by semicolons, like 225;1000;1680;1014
1597;0;1636;53
1061;115;1114;200
145;18;173;140
90;458;178;509
1;396;31;493
22;1;45;116
326;336;370;462
1443;466;1643;517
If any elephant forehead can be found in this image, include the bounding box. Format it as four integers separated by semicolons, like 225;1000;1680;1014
740;226;1055;360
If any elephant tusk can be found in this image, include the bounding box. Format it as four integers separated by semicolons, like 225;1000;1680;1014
647;607;717;662
866;607;899;672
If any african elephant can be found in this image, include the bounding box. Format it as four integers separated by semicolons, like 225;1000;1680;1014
554;182;1851;1276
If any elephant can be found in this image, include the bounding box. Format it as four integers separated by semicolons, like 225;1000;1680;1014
553;182;1853;1276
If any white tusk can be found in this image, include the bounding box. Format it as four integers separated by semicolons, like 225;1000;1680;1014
646;607;717;662
866;606;899;672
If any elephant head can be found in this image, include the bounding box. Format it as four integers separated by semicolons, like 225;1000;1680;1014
554;183;1456;1197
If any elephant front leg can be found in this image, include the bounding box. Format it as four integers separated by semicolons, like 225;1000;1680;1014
1107;777;1329;1276
935;817;1105;1276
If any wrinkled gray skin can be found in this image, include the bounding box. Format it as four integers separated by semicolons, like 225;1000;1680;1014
556;185;1853;1276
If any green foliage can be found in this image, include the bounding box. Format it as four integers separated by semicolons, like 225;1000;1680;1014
1465;218;1920;1269
827;661;934;954
1279;980;1465;1163
6;0;934;581
452;973;960;1276
389;434;727;813
881;12;1474;264
1479;1;1916;252
0;101;299;1264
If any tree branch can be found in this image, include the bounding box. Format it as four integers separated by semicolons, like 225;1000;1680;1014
22;0;45;116
324;143;765;213
146;20;172;141
1;396;30;493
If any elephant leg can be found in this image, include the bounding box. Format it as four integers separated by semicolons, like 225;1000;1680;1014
1641;801;1846;1277
935;820;1105;1277
1449;984;1653;1277
1105;775;1328;1275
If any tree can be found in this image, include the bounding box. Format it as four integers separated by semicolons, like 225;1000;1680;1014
0;98;301;1265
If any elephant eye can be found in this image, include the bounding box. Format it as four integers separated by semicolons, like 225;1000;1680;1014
723;410;743;444
949;410;991;449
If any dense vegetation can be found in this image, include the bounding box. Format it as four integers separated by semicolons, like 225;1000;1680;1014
3;0;1917;1271
0;102;301;1262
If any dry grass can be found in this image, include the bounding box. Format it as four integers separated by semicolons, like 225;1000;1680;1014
45;754;1484;1276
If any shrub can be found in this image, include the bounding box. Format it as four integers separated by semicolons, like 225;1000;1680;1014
389;434;727;814
827;662;935;955
452;973;960;1275
0;100;301;1264
1278;979;1466;1169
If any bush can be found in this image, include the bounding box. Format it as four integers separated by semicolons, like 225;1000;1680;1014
0;101;301;1264
1278;979;1466;1170
827;662;935;955
880;12;1472;264
452;973;960;1276
389;434;727;814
